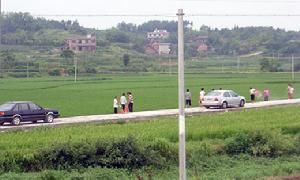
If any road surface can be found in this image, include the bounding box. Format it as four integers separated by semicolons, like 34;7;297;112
1;99;300;131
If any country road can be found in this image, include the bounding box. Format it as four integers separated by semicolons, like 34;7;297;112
1;99;300;131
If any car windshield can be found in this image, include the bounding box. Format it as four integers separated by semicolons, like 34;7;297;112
206;91;222;96
0;103;15;111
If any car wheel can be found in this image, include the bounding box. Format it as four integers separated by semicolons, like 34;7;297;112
12;116;21;126
239;100;245;107
221;102;227;109
32;120;37;123
204;106;209;109
45;114;54;123
0;122;4;126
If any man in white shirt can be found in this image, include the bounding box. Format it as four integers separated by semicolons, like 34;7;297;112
250;87;256;102
120;93;127;112
199;88;205;106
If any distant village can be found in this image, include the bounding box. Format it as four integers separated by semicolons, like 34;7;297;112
63;28;209;55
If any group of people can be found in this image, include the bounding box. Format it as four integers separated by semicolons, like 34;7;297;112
185;88;207;107
113;92;134;114
249;84;294;102
185;83;296;108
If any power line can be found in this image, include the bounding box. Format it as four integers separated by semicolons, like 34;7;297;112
178;0;300;2
30;14;300;18
32;14;177;18
188;14;300;17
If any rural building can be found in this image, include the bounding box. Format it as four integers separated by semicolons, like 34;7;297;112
145;42;171;55
198;43;208;52
147;28;170;39
64;34;96;52
195;36;209;52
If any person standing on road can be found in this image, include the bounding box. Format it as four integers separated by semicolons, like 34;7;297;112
127;92;134;112
185;89;192;108
120;93;127;113
263;88;270;101
199;88;205;106
288;84;294;99
113;96;118;114
250;87;256;102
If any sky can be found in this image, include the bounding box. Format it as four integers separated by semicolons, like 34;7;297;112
3;0;300;31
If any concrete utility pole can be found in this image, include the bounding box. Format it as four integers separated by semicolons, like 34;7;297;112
237;56;240;73
169;58;171;76
292;54;294;80
26;56;29;78
177;9;186;180
74;55;77;83
0;0;2;46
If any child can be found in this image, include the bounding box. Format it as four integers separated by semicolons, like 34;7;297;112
113;96;118;114
263;88;270;101
288;84;294;99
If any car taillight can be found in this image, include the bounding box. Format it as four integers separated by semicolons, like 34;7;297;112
214;97;219;101
0;112;5;116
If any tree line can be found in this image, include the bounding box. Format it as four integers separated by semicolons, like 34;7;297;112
1;12;300;56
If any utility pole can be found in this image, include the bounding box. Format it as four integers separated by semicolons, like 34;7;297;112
177;9;186;180
0;0;2;46
237;56;240;73
219;56;224;73
26;56;29;78
74;55;77;83
169;58;171;75
292;54;294;80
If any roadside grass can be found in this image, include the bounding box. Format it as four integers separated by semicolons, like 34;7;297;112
0;105;299;156
0;73;299;117
0;105;300;179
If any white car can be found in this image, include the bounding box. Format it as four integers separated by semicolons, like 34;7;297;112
202;90;246;109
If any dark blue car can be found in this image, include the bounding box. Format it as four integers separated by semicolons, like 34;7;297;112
0;101;60;126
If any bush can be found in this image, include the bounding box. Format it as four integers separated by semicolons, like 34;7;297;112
144;138;178;168
48;69;61;76
295;133;300;154
225;129;296;157
0;136;177;173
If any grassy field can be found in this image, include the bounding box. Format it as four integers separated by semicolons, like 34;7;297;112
0;105;299;179
0;73;299;117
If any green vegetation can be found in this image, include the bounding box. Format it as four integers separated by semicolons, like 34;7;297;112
0;73;298;117
0;106;299;179
1;13;300;77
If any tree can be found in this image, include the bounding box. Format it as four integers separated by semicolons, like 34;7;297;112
259;58;279;72
123;54;130;66
105;29;130;43
60;49;75;59
1;50;16;69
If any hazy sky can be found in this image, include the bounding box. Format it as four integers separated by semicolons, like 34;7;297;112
3;0;300;30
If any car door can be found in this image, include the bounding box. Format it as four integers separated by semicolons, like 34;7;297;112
28;102;45;120
17;103;31;121
229;91;240;106
223;92;232;106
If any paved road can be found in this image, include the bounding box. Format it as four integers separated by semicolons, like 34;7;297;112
1;99;300;131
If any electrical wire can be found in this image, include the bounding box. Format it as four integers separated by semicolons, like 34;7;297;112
31;14;300;17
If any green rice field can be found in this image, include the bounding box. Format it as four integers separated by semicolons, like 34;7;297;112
0;73;300;117
0;73;299;117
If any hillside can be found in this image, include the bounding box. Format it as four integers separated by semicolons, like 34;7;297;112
0;12;300;77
